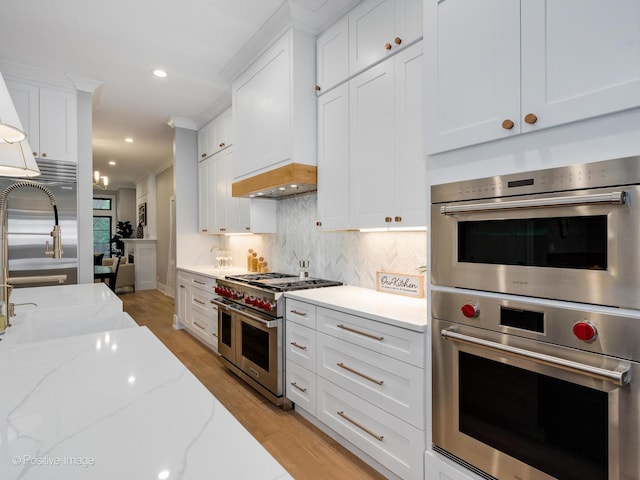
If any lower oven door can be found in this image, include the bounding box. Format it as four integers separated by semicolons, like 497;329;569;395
235;309;281;396
432;318;638;480
216;300;236;364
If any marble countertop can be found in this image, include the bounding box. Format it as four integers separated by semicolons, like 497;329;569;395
285;285;427;332
0;326;292;480
178;265;248;279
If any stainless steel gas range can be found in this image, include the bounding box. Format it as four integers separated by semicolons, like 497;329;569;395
212;272;342;407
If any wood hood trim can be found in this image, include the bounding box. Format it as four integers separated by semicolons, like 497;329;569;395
231;163;317;198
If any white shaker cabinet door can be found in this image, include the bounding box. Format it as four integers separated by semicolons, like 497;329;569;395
424;0;520;154
521;0;640;132
316;15;349;94
349;0;396;75
38;87;77;163
317;83;350;229
197;119;215;160
348;57;396;229
5;80;39;154
198;159;211;233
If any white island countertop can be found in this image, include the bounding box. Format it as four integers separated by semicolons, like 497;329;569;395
0;326;292;480
285;285;427;332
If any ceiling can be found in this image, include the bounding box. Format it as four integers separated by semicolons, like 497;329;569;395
0;0;356;189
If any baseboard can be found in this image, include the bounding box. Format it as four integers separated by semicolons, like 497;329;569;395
156;282;175;299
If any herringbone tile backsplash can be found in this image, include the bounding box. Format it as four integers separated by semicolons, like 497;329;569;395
227;193;427;289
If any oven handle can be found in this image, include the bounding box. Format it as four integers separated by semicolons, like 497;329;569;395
440;191;627;215
211;298;279;329
441;328;631;386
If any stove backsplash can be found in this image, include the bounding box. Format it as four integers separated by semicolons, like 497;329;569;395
222;193;427;289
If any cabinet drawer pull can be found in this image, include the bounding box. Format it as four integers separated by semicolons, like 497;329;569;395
524;113;538;124
219;142;225;148
193;299;205;306
336;324;384;341
384;216;392;223
290;381;308;393
193;320;206;331
201;153;206;158
394;37;402;45
394;216;402;223
41;152;47;158
201;229;208;232
337;362;384;385
180;285;185;289
315;85;322;91
193;280;205;285
337;411;384;441
290;341;308;351
290;309;307;316
384;42;392;50
32;151;38;157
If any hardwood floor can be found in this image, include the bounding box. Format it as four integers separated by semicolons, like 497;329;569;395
120;289;385;480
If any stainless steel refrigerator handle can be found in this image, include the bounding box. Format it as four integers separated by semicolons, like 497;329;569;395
440;191;627;215
441;328;631;386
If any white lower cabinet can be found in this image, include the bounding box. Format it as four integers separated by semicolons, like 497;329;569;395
177;270;219;353
285;299;425;480
317;377;424;480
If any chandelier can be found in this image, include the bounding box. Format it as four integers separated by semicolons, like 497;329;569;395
93;170;109;189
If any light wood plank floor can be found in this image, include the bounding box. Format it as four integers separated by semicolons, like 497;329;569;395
120;289;385;480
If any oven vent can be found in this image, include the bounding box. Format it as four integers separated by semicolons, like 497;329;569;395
432;445;497;480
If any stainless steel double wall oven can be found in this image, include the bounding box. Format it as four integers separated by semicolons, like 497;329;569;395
430;157;640;480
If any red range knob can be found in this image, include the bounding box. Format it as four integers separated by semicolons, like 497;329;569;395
573;321;597;341
461;303;479;318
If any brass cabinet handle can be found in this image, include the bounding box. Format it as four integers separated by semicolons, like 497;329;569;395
336;324;384;341
337;411;384;441
245;226;251;231
316;221;322;227
315;85;322;91
290;309;307;316
193;280;205;285
384;216;392;223
502;119;515;130
384;42;392;50
193;299;205;305
524;113;538;124
290;341;308;351
394;216;402;222
219;142;225;148
32;151;38;156
201;153;206;158
337;362;384;385
193;320;206;331
41;152;47;158
202;229;208;232
394;37;402;45
290;382;307;393
180;285;185;289
219;227;226;232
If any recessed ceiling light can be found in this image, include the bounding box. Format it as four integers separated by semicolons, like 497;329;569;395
152;69;168;78
124;137;134;143
108;160;116;166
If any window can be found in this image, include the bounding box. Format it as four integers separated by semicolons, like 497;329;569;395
93;195;115;257
93;198;112;210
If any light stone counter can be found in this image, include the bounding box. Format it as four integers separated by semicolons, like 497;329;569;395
285;285;427;332
178;265;248;279
0;326;292;480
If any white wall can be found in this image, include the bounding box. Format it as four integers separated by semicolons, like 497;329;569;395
77;90;93;284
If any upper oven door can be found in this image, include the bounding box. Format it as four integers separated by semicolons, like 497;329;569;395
431;185;640;308
432;317;638;480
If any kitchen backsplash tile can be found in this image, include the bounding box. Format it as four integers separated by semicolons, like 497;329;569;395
225;193;426;289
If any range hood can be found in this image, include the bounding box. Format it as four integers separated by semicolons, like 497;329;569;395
231;163;317;199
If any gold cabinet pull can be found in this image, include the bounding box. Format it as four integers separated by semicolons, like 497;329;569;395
524;113;538;124
316;221;322;227
290;341;308;351
384;42;392;50
193;280;205;285
219;227;226;232
41;152;47;158
180;285;185;289
336;324;384;341
337;362;384;385
219;142;225;148
193;320;206;331
32;151;38;156
201;153;206;158
193;299;205;306
290;382;307;393
394;37;402;45
502;119;515;130
315;85;322;91
201;229;208;232
337;411;383;441
290;309;307;316
394;216;402;223
384;216;392;223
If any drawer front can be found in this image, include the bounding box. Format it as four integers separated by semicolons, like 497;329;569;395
190;273;217;291
286;360;316;416
317;332;424;427
317;377;425;480
286;299;317;329
286;321;317;371
190;289;216;316
317;307;425;367
190;308;213;343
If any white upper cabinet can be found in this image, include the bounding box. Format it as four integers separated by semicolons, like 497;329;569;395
349;42;424;229
7;80;78;163
197;107;233;161
425;0;640;154
317;83;350;229
315;16;349;95
232;28;316;180
349;0;422;76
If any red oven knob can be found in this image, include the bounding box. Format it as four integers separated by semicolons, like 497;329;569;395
461;303;479;318
245;296;252;304
573;321;597;341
